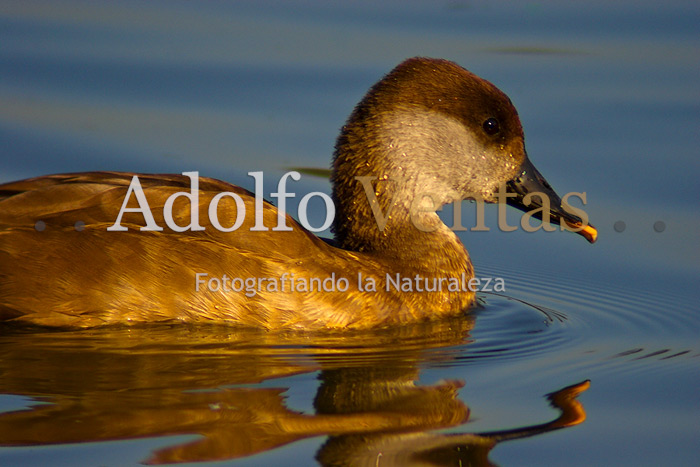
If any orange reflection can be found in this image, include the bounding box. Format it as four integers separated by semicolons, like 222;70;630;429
0;319;588;465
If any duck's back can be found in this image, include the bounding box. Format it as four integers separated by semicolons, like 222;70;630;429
0;173;469;329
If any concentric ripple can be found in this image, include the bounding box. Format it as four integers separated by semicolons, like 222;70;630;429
442;261;700;374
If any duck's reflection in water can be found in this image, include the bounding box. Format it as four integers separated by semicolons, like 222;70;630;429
0;318;588;465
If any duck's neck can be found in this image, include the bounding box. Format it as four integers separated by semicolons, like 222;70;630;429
332;102;478;279
332;168;471;278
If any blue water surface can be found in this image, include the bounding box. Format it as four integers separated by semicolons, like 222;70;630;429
1;1;699;466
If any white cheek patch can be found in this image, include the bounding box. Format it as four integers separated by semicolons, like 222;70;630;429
377;108;515;203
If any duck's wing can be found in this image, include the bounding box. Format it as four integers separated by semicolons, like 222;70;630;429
0;172;399;329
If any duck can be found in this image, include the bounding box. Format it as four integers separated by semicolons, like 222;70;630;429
0;57;596;330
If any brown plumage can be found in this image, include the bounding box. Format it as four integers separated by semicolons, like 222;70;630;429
0;58;596;329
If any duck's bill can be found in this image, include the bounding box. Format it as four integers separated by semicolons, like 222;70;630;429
505;158;598;244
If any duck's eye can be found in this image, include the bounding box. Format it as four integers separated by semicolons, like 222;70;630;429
482;117;500;135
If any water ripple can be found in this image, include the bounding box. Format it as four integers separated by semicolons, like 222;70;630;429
477;263;698;337
443;262;700;373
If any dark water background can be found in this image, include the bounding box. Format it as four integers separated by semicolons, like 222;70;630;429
1;1;699;465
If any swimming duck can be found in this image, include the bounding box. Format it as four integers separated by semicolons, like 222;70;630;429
0;58;596;329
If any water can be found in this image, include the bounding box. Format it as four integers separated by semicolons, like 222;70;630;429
1;1;699;465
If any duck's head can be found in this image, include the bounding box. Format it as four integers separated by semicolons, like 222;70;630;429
332;57;596;253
